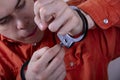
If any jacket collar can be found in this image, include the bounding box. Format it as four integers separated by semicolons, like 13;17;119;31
0;34;23;45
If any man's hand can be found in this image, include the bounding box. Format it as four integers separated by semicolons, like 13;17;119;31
25;45;66;80
34;0;84;36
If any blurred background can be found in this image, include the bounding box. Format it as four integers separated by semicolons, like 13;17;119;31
108;57;120;80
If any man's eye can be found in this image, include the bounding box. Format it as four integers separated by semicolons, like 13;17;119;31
0;17;11;25
16;0;26;9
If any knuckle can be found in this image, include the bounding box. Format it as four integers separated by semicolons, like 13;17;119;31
33;50;39;56
40;7;47;15
55;56;63;63
43;47;50;51
31;65;39;73
39;73;47;80
55;57;61;62
32;51;38;58
48;25;57;32
34;16;39;24
47;48;56;54
38;76;45;80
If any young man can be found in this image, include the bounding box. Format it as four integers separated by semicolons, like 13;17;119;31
0;0;120;80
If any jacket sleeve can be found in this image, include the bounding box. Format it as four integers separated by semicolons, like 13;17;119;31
77;0;120;29
76;0;120;60
67;0;120;60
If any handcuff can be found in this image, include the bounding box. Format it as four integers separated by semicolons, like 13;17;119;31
20;6;88;80
57;6;88;48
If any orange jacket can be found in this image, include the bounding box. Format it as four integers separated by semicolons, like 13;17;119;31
0;0;120;80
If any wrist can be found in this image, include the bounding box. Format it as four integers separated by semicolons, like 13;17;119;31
80;9;95;29
69;6;88;42
71;6;95;30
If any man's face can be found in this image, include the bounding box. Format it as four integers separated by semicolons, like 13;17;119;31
0;0;42;43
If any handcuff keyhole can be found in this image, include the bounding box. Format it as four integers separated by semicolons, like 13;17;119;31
64;39;67;43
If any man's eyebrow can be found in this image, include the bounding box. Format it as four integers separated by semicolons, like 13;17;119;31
15;0;21;9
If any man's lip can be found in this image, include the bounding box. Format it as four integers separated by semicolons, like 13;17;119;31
27;27;38;37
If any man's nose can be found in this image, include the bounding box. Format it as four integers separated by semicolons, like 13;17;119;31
13;12;29;30
16;17;29;30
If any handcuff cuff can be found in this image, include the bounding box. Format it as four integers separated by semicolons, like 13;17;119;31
57;6;88;48
20;6;88;80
